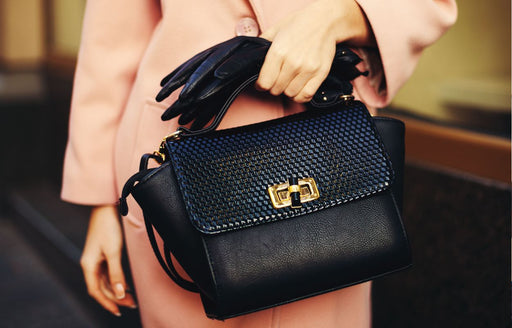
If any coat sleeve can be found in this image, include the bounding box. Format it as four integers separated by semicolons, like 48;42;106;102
352;0;458;107
61;0;161;205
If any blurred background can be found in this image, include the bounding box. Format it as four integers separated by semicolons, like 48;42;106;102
0;1;510;327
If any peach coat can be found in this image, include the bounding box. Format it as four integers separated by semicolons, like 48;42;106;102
61;0;457;327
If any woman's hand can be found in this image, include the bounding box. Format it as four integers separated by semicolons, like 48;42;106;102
257;0;375;103
80;205;137;316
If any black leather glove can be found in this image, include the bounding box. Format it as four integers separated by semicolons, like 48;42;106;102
156;36;270;101
156;36;366;130
156;36;270;129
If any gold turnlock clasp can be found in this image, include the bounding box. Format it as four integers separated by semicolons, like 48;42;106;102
268;177;320;209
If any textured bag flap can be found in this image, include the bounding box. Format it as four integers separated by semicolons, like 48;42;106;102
166;101;394;234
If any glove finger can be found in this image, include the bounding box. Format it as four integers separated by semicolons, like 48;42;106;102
180;36;271;98
156;53;215;102
179;85;232;127
159;47;214;87
214;44;269;80
189;104;221;131
189;44;268;103
191;82;245;130
157;37;249;101
176;99;206;125
159;37;270;102
164;83;220;123
167;76;238;124
159;37;249;86
194;73;248;104
161;98;193;121
177;85;231;125
180;38;251;98
161;106;182;121
192;78;226;103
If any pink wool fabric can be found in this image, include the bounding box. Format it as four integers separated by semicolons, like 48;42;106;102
62;0;457;326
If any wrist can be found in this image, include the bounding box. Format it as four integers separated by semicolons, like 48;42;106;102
90;204;120;223
320;0;376;47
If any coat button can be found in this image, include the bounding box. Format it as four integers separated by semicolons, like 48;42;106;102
235;17;260;37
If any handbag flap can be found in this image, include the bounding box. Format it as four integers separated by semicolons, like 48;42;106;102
166;101;394;234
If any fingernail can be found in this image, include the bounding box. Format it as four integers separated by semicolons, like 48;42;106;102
114;283;125;300
129;304;138;309
114;311;122;317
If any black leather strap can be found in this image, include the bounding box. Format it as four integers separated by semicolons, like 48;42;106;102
179;74;259;137
119;169;152;216
178;74;355;138
139;153;163;171
119;153;199;293
143;212;199;293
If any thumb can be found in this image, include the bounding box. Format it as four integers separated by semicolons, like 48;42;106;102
106;252;127;300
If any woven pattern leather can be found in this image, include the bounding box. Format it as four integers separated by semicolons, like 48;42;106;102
167;101;393;234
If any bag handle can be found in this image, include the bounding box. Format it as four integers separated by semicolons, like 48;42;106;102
175;73;356;138
177;74;260;137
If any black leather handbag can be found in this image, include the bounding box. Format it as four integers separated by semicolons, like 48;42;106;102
120;74;412;320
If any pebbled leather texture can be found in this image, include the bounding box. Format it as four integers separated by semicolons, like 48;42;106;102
167;101;394;234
